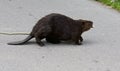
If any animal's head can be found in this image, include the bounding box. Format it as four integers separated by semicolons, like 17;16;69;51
78;19;93;32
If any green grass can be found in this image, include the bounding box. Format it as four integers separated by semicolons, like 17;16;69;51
96;0;120;11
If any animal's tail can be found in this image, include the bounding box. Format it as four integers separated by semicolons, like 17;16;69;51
7;35;33;45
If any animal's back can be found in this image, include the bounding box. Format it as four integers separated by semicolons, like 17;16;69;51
47;13;75;40
30;13;56;36
30;13;74;37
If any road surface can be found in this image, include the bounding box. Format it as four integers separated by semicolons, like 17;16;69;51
0;0;120;71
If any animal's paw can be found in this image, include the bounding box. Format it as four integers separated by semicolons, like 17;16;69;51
40;43;45;46
37;42;45;46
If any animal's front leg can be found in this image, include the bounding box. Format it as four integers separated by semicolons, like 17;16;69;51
80;36;83;42
75;39;82;45
72;32;83;45
72;35;82;45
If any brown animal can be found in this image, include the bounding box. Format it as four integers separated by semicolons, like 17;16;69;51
8;13;93;46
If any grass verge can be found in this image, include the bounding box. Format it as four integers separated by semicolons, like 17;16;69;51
96;0;120;11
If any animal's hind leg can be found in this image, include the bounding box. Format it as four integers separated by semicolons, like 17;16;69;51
35;36;45;46
35;30;45;46
35;26;52;46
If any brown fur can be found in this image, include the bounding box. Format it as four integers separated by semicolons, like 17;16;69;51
8;13;93;46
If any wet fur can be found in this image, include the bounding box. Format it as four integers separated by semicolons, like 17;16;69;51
8;13;93;46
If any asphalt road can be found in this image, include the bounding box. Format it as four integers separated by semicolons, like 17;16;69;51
0;0;120;71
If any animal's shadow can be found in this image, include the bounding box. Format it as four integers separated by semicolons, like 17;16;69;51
23;39;95;47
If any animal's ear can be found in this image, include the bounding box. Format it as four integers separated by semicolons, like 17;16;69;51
79;19;86;25
78;19;85;24
79;19;85;22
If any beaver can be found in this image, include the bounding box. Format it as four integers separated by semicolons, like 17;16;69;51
8;13;93;46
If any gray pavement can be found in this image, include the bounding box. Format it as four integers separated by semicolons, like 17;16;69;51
0;0;120;71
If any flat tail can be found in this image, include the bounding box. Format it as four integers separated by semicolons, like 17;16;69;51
8;35;33;45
